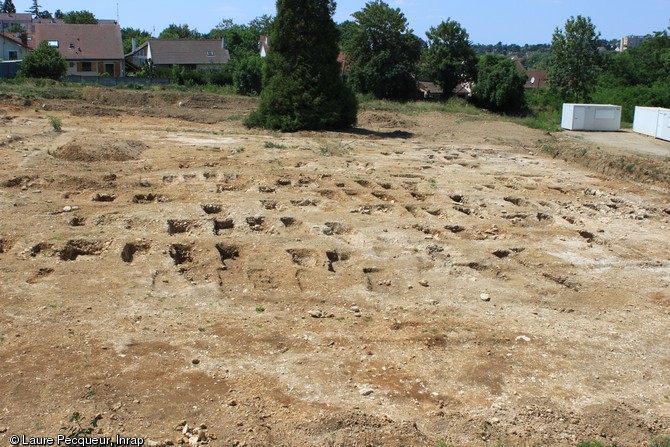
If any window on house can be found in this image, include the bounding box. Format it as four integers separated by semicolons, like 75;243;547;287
81;62;92;72
8;51;18;60
69;62;75;68
47;40;59;47
206;50;214;57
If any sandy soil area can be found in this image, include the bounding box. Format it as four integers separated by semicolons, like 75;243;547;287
0;88;669;447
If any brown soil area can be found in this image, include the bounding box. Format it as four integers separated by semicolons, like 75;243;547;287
1;89;669;447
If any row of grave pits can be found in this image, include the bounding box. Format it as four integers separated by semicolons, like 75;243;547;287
17;237;587;293
166;215;347;235
83;185;668;223
5;170;668;218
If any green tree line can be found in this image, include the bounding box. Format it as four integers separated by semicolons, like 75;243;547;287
15;1;670;130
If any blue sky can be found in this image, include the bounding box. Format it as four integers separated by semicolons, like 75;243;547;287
13;0;669;44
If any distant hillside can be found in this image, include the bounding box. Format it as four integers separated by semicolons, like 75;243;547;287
473;39;618;70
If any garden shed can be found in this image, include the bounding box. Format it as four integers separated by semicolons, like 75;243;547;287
633;107;670;142
561;104;621;131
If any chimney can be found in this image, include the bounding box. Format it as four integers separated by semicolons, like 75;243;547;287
131;37;136;52
221;37;227;49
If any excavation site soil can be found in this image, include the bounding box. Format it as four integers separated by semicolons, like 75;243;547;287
1;87;669;447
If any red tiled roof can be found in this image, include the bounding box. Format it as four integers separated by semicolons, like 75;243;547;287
418;81;443;94
525;70;548;89
133;40;230;65
0;32;30;49
30;23;123;60
0;12;32;23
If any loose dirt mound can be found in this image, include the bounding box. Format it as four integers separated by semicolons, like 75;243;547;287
81;87;180;108
69;105;121;117
54;137;146;162
358;110;416;129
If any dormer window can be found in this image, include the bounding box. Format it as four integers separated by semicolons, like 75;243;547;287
47;40;58;47
69;43;75;49
206;50;214;57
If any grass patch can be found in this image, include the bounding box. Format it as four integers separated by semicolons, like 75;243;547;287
255;306;265;313
264;141;286;149
514;113;562;132
48;116;62;132
319;146;332;156
60;412;102;438
0;78;84;101
360;96;482;116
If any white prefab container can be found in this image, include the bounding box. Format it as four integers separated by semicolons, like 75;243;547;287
561;103;622;131
658;110;670;142
633;107;662;137
634;107;670;142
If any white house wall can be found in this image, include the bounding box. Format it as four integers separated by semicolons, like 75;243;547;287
1;38;28;61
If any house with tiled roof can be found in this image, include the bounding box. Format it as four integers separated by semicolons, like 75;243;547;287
511;56;548;90
125;39;230;71
28;23;125;77
0;12;33;32
525;69;548;89
258;35;269;58
0;31;30;61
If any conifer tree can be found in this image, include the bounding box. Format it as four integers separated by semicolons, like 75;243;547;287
27;0;40;17
246;0;357;132
1;0;17;14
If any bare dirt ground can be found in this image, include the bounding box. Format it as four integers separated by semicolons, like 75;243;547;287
1;87;669;447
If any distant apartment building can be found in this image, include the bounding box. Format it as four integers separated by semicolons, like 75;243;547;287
618;35;645;52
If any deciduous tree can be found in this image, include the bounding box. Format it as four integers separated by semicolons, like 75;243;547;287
246;0;357;131
207;17;272;96
122;27;152;54
472;54;527;114
62;10;98;24
422;19;477;98
549;15;601;102
342;0;421;99
158;24;202;40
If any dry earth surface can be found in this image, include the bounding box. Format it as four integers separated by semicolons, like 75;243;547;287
1;87;670;447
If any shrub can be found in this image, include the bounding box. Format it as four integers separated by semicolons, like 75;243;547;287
19;41;67;80
48;116;62;132
233;55;263;96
